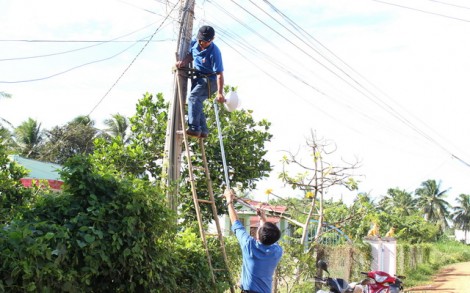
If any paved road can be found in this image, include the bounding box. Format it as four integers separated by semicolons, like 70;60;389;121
408;262;470;293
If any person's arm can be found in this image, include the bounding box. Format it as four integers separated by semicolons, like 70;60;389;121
257;208;267;226
224;188;238;224
216;72;225;103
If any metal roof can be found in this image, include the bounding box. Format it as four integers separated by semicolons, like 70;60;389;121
8;155;62;181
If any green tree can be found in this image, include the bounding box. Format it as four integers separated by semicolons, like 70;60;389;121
0;126;15;150
105;91;273;225
103;113;130;144
13;118;43;158
415;179;451;232
452;194;470;240
39;116;99;164
0;138;33;224
378;188;416;217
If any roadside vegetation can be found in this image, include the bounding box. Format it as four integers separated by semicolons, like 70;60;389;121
1;88;469;292
405;240;470;287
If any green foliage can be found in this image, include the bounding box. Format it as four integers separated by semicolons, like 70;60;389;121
128;92;168;180
39;118;99;164
0;141;33;223
180;101;273;225
13;118;44;159
415;179;451;232
0;153;236;292
402;240;470;287
276;237;318;292
1;86;273;291
1;155;174;291
452;193;470;231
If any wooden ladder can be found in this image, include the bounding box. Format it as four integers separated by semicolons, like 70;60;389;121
175;72;235;293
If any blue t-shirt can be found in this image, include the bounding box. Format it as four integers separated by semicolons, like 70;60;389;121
231;220;283;293
189;39;224;80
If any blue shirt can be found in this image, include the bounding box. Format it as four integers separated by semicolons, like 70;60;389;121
231;220;283;293
189;39;224;80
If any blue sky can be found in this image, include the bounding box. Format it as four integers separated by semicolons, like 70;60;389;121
1;0;470;205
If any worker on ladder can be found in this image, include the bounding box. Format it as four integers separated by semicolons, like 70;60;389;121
224;189;283;293
175;25;225;139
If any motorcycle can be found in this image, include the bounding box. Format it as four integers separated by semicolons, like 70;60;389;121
357;271;406;293
315;260;358;293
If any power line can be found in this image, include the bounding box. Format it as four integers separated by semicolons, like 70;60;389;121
0;21;171;62
372;0;470;22
87;0;179;116
0;41;142;84
426;0;470;10
209;0;470;167
257;0;470;167
260;0;466;150
205;5;431;158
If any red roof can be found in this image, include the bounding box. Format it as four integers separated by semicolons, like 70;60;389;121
249;216;280;227
241;199;288;214
20;178;63;191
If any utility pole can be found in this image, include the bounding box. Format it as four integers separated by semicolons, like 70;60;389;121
163;0;195;211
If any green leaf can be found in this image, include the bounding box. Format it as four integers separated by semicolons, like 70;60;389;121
84;234;95;243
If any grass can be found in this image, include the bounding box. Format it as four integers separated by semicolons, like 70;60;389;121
404;240;470;288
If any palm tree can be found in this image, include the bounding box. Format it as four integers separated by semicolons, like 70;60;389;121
378;188;416;217
70;115;94;126
452;194;470;241
415;179;451;232
103;113;130;144
14;118;43;158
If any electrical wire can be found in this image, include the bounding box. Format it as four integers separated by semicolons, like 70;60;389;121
0;21;170;62
371;0;470;22
0;40;142;84
207;1;434;145
206;0;470;167
425;0;470;10
87;0;180;116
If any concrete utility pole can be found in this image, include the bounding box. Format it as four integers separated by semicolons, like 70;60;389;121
163;0;195;211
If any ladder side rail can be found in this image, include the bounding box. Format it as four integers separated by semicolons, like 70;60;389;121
176;72;217;287
199;140;236;293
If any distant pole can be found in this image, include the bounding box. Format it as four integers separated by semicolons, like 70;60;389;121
163;0;195;211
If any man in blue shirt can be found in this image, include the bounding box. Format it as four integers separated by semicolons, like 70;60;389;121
176;25;225;139
224;189;283;293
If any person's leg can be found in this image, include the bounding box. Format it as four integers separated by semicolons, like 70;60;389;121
187;78;209;136
199;78;218;137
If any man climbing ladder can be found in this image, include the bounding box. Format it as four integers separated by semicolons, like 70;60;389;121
175;25;225;139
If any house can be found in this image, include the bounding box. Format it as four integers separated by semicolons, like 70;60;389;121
216;199;289;238
8;155;63;191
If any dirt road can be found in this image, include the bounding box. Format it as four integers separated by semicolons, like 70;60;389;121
408;262;470;293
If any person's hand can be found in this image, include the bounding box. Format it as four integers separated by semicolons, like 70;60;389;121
216;93;225;103
175;60;185;68
224;188;234;203
257;208;267;221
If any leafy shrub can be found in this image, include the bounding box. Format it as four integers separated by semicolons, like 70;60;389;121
0;155;231;292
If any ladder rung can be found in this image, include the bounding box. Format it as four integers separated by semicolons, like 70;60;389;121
197;199;214;204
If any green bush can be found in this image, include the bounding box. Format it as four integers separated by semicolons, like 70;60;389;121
0;155;231;292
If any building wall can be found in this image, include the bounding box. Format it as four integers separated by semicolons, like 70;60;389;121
455;230;470;244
